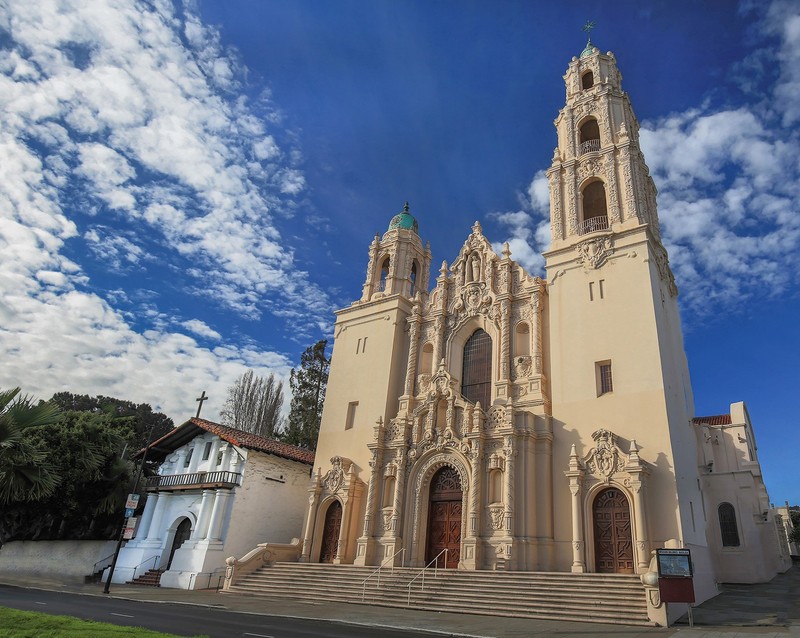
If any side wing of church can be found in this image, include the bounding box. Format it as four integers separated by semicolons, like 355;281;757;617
298;42;791;604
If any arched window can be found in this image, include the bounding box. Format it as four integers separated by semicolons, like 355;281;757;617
378;257;390;292
582;71;594;90
461;329;492;408
580;180;609;234
718;502;740;547
514;322;530;357
579;118;601;155
410;261;418;297
420;342;434;374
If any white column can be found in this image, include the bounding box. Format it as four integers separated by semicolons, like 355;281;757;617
135;493;159;540
206;490;232;541
191;490;216;541
570;482;585;572
145;493;170;542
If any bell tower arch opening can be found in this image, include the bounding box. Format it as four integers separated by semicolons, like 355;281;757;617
579;118;601;155
461;328;492;408
580;180;609;234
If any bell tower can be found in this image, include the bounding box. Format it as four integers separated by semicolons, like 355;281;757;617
544;40;712;581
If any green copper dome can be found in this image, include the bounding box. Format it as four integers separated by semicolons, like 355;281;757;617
580;42;596;58
388;202;419;234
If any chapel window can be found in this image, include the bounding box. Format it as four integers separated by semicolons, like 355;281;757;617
461;329;492;408
718;502;740;547
410;261;418;297
581;70;594;90
580;180;609;234
596;360;613;396
202;441;212;461
514;322;530;357
184;448;193;467
579;118;601;155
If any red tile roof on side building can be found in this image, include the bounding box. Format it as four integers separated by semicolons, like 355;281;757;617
692;414;733;426
141;417;315;465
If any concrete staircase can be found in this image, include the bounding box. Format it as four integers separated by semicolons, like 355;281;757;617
226;563;651;625
127;569;165;587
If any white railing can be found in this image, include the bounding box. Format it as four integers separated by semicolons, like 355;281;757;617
360;547;406;601
579;138;601;155
406;548;448;606
578;215;609;235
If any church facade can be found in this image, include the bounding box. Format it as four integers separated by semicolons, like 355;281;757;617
297;43;790;602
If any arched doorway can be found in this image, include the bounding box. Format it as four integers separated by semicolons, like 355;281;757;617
319;500;342;563
166;518;192;570
425;466;462;569
593;488;634;573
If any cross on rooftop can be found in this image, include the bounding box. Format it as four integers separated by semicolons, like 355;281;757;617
195;390;208;418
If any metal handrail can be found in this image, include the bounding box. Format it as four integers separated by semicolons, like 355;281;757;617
360;547;406;601
131;554;160;580
406;548;448;606
579;138;601;155
578;215;609;235
92;552;116;575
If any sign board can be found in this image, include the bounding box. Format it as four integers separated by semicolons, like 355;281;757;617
656;548;695;604
122;527;135;540
124;507;135;518
125;493;140;510
656;548;693;578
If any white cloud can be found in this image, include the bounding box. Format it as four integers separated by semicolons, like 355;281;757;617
0;0;326;420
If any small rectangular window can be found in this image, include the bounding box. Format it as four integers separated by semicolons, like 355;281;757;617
596;361;613;396
184;448;193;467
216;450;223;466
362;337;367;352
589;282;594;301
345;401;358;430
599;279;605;299
202;441;212;460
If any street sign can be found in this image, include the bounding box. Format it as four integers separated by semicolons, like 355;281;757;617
125;493;140;510
124;508;135;518
123;527;135;540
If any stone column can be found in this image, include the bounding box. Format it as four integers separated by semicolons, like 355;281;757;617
206;490;232;541
390;449;407;537
404;310;421;397
504;437;515;534
566;444;585;572
135;493;159;541
532;294;543;374
469;441;483;537
301;485;320;562
630;475;649;571
191;489;215;541
145;493;170;542
433;317;445;372
500;298;511;381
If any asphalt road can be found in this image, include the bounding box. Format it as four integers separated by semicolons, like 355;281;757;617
0;585;433;638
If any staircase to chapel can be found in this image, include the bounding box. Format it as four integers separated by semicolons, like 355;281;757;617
225;563;651;626
127;569;164;587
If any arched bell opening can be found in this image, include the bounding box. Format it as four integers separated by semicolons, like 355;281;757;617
579;118;601;155
579;180;609;235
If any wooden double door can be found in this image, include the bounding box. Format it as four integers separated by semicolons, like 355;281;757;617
320;500;342;563
425;466;462;569
593;488;634;574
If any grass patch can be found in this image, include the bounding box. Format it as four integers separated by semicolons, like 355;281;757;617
0;606;208;637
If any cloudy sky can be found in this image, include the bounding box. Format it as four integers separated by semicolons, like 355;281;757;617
1;0;798;503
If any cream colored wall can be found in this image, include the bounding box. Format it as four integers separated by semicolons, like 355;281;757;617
314;295;412;486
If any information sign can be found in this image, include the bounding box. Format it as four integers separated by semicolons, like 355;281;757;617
125;493;140;510
124;507;135;518
656;548;693;578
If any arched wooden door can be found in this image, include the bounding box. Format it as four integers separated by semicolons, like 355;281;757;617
319;500;342;563
425;466;462;569
593;488;634;573
166;518;192;569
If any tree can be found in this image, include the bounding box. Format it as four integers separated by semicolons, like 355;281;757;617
789;507;800;545
0;388;62;504
220;370;285;438
283;340;329;450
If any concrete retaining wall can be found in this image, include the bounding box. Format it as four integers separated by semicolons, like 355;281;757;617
0;540;117;582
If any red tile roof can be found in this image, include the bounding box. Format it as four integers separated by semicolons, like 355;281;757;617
692;414;732;426
141;417;315;465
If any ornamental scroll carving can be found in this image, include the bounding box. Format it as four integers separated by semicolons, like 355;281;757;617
488;506;505;530
512;355;532;380
582;429;623;480
576;236;613;269
653;245;678;297
322;456;347;493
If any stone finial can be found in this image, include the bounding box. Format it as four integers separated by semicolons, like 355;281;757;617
440;260;448;277
502;241;512;259
472;220;482;235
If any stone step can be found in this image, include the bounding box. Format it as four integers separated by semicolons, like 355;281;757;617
226;563;650;625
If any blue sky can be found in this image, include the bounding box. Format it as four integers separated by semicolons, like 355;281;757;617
0;1;798;504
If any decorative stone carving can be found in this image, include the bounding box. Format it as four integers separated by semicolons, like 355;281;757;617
583;429;621;480
383;510;393;531
577;156;602;179
322;456;345;493
384;423;399;443
512;355;532;380
576;236;613;269
488;406;506;429
653;244;678;297
488;506;505;530
416;373;431;395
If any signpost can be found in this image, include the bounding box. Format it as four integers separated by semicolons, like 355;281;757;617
656;548;695;627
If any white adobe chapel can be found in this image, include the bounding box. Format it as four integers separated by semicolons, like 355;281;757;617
106;418;313;589
286;41;792;607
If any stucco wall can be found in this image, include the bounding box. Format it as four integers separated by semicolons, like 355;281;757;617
0;540;117;582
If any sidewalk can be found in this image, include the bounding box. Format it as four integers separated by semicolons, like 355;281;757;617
0;564;797;638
